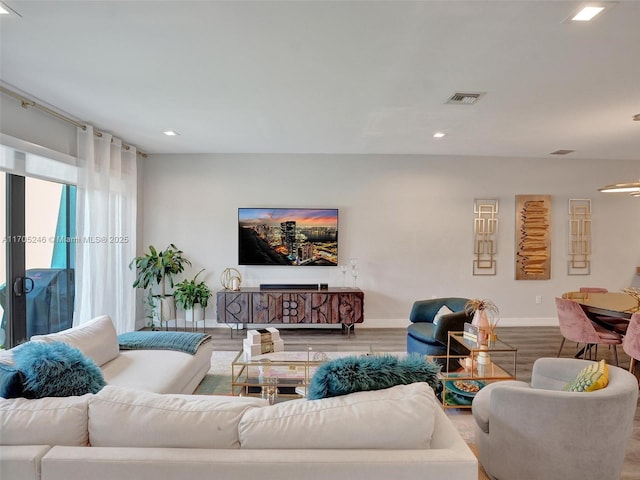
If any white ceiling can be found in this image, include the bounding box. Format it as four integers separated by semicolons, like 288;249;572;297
1;0;639;159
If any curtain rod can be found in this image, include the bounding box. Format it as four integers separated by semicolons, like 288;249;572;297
0;85;148;158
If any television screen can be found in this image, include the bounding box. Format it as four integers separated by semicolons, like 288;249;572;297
239;208;338;266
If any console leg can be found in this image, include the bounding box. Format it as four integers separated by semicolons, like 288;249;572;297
342;323;355;338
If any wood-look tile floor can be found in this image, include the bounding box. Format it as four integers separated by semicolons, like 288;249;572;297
204;325;640;479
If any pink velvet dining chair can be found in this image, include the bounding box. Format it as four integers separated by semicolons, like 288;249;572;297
579;287;609;293
622;312;640;375
555;297;622;366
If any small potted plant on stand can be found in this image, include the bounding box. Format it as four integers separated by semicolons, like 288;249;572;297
130;244;191;329
174;269;212;328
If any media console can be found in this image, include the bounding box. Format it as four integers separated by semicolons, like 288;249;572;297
216;287;364;330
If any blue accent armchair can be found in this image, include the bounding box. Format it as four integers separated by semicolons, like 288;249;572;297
406;297;473;357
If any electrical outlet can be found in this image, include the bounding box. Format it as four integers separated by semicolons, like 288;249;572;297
535;295;542;304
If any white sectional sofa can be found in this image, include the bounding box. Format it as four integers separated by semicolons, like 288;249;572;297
1;316;477;480
29;315;214;394
2;383;477;480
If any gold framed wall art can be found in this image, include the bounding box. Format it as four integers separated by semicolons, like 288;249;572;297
515;195;551;280
473;199;498;275
568;199;591;275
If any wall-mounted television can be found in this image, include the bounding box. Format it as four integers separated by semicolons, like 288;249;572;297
239;208;338;266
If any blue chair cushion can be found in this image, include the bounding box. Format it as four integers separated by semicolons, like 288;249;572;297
407;322;440;345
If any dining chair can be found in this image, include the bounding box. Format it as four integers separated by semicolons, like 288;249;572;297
555;297;622;366
579;287;609;293
622;312;640;375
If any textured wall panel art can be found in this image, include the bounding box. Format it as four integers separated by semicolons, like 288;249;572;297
568;199;591;275
473;199;498;275
515;195;551;280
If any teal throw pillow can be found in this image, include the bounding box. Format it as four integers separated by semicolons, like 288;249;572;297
0;363;24;398
12;341;106;398
308;353;441;400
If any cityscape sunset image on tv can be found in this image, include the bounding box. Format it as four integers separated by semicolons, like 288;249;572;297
238;208;338;266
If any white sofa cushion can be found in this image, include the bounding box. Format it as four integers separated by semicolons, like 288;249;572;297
89;385;268;449
100;345;212;394
30;315;119;367
239;382;438;449
0;395;90;446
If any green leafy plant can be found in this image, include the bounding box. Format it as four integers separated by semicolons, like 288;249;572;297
173;269;212;310
130;244;190;329
129;244;191;296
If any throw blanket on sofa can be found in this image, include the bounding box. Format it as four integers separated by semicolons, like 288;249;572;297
118;331;211;355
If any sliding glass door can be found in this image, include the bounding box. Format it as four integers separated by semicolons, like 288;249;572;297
1;171;76;348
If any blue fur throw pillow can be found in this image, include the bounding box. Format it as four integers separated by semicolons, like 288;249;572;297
12;341;106;399
0;363;24;398
308;353;441;400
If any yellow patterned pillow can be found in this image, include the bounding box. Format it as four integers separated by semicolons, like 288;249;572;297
564;359;609;392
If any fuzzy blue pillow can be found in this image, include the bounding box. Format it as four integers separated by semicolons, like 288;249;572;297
307;353;442;400
0;363;24;398
12;341;106;399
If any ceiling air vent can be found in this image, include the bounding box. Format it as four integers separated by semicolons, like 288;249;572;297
550;149;575;155
445;92;484;105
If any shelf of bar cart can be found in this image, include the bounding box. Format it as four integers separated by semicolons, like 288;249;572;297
429;332;517;409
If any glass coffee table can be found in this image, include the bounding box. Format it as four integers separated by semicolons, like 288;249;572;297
231;343;378;400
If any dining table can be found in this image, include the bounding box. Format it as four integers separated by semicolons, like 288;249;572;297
562;291;639;320
562;290;639;360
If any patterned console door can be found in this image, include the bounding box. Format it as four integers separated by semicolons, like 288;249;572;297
337;292;363;325
252;292;312;324
216;288;364;326
216;291;250;324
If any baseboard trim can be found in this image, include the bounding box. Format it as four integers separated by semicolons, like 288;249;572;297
196;317;559;329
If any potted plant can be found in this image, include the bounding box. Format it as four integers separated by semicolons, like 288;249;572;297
129;244;191;327
464;298;500;345
174;269;212;325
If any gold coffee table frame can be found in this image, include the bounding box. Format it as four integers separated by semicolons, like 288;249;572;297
231;343;376;400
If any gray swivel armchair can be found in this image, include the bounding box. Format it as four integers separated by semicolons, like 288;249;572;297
472;357;638;480
406;297;472;357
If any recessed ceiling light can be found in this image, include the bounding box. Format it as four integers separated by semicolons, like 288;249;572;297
433;132;446;138
163;130;180;136
572;6;605;21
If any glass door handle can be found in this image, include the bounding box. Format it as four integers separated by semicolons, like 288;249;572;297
13;277;34;296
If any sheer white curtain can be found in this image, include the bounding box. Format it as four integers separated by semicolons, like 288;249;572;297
75;126;137;333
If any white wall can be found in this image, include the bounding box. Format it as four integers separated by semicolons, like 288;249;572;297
142;154;640;327
2;98;638;328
